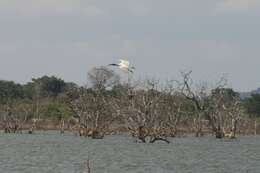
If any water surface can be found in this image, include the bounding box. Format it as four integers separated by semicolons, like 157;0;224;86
0;132;259;173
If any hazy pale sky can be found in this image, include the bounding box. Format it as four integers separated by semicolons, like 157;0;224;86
0;0;260;92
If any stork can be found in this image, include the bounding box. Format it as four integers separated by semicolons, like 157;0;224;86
109;59;135;73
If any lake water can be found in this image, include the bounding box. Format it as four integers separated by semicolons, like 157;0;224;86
0;132;259;173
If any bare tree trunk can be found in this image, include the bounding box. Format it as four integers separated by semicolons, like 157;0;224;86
169;126;177;137
194;114;203;137
85;159;91;173
169;114;181;137
137;126;148;143
229;118;237;138
3;117;11;133
95;112;99;129
4;124;11;133
254;119;257;135
79;126;85;136
28;121;36;134
60;118;65;134
215;123;224;138
4;111;12;133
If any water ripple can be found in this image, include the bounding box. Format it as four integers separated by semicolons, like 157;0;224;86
0;132;259;173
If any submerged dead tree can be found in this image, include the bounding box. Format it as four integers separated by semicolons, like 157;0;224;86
181;71;210;137
66;67;120;139
0;105;13;133
120;79;170;143
209;88;242;138
160;80;189;137
0;98;46;135
181;71;242;138
0;101;33;133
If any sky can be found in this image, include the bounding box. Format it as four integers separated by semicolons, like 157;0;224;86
0;0;260;92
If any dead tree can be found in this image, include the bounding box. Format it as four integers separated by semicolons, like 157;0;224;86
121;79;170;143
67;88;121;139
13;101;33;133
181;71;242;138
0;101;33;134
209;88;242;138
181;71;211;137
160;80;189;137
66;67;120;139
27;82;45;134
0;105;12;133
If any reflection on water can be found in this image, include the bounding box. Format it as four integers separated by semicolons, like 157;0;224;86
0;132;260;173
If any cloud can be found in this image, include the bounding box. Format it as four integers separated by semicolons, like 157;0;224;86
0;0;104;17
0;0;260;91
216;0;260;13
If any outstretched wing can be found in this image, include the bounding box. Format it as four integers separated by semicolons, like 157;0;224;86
119;59;130;67
127;68;134;73
108;63;119;66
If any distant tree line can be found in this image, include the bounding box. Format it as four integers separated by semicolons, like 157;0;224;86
0;68;259;142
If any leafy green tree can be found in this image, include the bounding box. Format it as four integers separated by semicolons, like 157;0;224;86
33;76;66;97
0;80;24;104
88;66;120;91
23;82;35;99
45;101;71;120
244;94;260;118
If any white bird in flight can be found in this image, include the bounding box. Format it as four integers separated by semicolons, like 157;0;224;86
109;59;135;73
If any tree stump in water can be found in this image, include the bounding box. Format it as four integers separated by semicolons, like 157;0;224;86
28;122;36;134
137;126;148;143
150;137;170;144
28;127;34;134
91;130;104;139
4;127;11;133
60;119;65;134
215;130;224;139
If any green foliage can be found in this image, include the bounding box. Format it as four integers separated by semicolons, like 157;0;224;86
0;80;24;104
211;88;239;99
0;75;259;122
31;76;66;97
23;82;35;99
45;101;71;120
181;99;196;115
244;94;260;118
210;88;240;107
88;66;120;90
